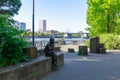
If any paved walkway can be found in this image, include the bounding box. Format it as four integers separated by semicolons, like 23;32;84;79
40;51;120;80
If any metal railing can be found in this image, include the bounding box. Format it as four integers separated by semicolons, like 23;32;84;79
33;40;83;50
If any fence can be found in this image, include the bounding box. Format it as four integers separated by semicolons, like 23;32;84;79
28;39;83;50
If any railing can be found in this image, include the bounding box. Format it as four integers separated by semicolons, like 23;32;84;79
27;39;84;50
35;40;48;49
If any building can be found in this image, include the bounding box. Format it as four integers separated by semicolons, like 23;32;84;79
19;22;26;31
14;21;26;31
39;19;46;33
46;30;58;35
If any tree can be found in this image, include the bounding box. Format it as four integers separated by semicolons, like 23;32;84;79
0;15;29;67
0;0;22;16
87;0;120;37
22;30;32;37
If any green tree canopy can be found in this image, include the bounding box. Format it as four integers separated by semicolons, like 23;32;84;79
87;0;120;37
0;0;22;16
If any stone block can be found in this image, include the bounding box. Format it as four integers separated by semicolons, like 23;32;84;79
99;48;106;54
23;46;37;59
99;43;104;48
68;48;75;52
90;47;99;53
90;37;100;53
79;46;88;55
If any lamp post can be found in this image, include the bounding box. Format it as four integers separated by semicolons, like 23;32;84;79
32;0;35;46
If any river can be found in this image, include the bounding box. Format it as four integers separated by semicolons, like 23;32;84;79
26;37;84;49
26;37;84;43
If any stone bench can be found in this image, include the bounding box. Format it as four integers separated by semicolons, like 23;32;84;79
0;52;64;80
68;48;75;53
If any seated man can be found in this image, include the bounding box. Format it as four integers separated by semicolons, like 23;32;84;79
44;38;58;68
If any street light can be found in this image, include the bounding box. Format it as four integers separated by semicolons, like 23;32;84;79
32;0;35;46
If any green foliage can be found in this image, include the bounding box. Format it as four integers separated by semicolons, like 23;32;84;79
87;0;120;37
100;34;120;50
83;34;120;50
0;15;29;67
84;39;90;48
22;30;32;37
0;0;22;16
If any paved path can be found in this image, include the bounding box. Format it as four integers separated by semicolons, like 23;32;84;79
40;51;120;80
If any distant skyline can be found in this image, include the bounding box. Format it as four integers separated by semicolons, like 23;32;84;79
13;0;89;33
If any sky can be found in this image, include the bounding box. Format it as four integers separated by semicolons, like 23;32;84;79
13;0;89;33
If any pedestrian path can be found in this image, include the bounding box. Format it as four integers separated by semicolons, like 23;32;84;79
40;52;120;80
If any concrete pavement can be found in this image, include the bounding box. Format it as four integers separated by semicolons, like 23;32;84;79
40;51;120;80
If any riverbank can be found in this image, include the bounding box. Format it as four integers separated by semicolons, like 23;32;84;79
60;44;85;52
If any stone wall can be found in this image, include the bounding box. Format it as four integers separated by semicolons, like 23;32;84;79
56;52;64;66
0;53;64;80
37;49;45;56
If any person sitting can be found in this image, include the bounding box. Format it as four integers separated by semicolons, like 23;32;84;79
44;38;58;68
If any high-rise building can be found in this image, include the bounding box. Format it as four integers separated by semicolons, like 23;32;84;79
39;19;46;33
19;22;26;31
13;21;26;31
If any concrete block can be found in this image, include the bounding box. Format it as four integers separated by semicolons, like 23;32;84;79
23;46;37;59
79;46;88;55
90;37;100;53
99;48;106;54
68;48;75;52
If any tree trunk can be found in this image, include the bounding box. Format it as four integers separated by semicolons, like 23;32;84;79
106;9;110;33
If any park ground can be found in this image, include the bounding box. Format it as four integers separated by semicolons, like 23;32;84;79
40;50;120;80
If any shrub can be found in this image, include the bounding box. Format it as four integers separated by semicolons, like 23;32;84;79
0;15;29;67
83;34;120;50
100;34;120;50
84;39;90;48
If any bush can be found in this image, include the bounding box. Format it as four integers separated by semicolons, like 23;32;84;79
100;34;120;50
0;15;29;67
84;39;90;48
83;34;120;50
